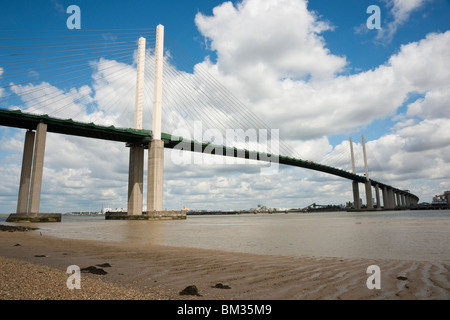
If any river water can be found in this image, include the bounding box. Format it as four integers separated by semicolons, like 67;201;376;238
1;210;450;261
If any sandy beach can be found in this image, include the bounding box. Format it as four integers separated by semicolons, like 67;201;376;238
0;227;449;300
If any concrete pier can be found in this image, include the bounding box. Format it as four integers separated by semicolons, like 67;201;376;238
28;123;47;214
16;130;35;214
147;140;164;211
362;135;373;209
374;183;381;209
382;186;389;209
352;181;360;209
105;210;185;220
8;123;61;222
7;213;61;223
127;146;144;215
396;192;401;208
365;181;373;209
388;188;395;209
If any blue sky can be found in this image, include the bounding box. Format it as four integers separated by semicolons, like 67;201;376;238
1;0;450;212
2;0;448;74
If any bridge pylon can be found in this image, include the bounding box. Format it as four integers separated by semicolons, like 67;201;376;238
361;135;374;209
349;137;360;209
127;36;146;216
147;24;165;212
126;25;165;216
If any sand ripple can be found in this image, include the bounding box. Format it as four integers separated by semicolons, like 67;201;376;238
0;231;448;300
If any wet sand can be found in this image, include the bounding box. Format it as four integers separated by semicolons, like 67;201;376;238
0;229;449;300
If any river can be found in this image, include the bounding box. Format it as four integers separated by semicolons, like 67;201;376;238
1;210;449;261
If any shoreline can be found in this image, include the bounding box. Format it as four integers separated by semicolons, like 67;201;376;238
0;229;449;300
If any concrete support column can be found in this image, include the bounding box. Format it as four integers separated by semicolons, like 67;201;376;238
127;146;144;215
374;183;381;209
16;131;35;214
365;181;373;209
391;190;397;209
389;189;395;209
395;192;401;208
388;188;395;209
382;186;388;209
352;181;360;210
147;140;164;211
392;191;397;207
28;123;47;215
401;194;406;207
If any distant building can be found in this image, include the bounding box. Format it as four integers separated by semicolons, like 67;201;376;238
432;191;450;205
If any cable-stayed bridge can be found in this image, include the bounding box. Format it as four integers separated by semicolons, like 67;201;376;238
0;26;419;221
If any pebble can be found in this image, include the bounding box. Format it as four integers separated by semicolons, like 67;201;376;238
0;256;168;300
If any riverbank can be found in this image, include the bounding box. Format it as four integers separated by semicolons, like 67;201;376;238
0;229;449;300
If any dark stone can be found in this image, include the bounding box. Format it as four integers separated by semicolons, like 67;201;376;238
212;283;231;289
105;211;186;221
6;213;61;223
397;275;408;281
96;263;112;268
179;285;201;296
14;243;21;246
34;255;46;257
0;225;38;232
81;266;108;275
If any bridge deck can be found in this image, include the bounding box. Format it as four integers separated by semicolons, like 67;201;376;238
0;109;418;200
0;109;152;144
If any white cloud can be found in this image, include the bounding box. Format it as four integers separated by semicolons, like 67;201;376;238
1;0;449;212
195;0;347;81
377;0;430;42
39;133;130;210
194;0;450;147
389;31;450;91
406;86;450;119
90;57;138;127
192;0;450;205
9;82;92;119
51;0;65;14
